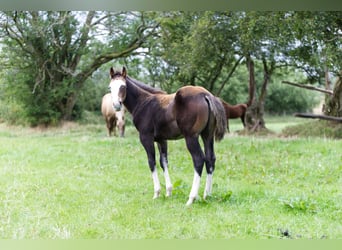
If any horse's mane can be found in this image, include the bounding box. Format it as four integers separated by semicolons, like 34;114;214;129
127;76;166;94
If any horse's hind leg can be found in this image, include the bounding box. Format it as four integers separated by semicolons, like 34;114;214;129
202;136;215;200
157;140;172;197
241;116;246;127
185;136;205;206
112;117;117;136
107;116;117;137
106;118;112;137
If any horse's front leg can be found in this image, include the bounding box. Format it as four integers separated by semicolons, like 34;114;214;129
157;140;172;197
140;134;160;199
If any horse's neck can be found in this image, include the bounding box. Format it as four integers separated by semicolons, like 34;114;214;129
124;80;152;114
127;76;165;94
222;101;231;118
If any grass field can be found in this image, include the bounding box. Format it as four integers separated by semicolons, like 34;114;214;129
0;117;341;239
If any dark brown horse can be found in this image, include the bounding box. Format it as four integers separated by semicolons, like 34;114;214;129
108;66;227;205
221;100;248;127
101;93;125;137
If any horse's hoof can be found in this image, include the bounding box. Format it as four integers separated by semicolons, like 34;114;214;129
185;200;193;206
203;192;211;201
185;197;195;206
153;190;161;199
166;186;172;197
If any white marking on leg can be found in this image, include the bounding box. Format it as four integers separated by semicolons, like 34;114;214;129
204;173;213;200
161;154;172;197
151;169;161;199
186;171;201;206
163;167;172;197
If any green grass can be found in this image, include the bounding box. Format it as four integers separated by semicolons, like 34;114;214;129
228;115;306;134
0;119;341;239
282;120;342;139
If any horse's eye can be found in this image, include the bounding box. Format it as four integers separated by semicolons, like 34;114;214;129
119;85;126;92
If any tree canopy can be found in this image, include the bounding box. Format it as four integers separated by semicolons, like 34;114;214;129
0;11;158;125
0;11;341;126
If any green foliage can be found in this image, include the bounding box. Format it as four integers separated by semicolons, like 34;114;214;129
77;69;109;113
3;67;66;126
219;65;249;104
1;11;341;126
219;64;319;115
149;11;341;107
288;12;342;78
0;98;26;125
265;80;320;114
0;11;158;126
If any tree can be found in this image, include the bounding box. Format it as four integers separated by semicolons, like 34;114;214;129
155;12;302;132
280;12;342;118
150;11;243;94
233;12;289;131
0;11;158;125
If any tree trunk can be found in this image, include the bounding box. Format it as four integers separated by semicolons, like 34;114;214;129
325;76;342;117
244;56;269;132
62;93;77;120
324;66;332;115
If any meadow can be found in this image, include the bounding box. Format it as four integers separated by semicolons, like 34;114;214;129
0;116;341;239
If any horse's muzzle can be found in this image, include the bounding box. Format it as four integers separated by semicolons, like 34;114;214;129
113;102;122;111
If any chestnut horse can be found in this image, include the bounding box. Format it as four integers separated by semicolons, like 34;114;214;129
101;93;125;137
108;67;227;205
221;100;248;127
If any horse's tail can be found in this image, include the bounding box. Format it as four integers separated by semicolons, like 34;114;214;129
205;95;227;141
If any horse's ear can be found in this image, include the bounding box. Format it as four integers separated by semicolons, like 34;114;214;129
110;67;115;79
122;66;127;78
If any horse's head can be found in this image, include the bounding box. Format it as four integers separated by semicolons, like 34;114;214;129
109;66;127;111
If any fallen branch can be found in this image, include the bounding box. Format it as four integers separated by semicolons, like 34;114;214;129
282;81;333;95
294;113;342;122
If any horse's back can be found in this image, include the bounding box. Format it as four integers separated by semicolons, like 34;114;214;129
174;86;211;104
222;100;248;117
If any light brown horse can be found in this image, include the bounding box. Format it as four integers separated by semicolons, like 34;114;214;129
101;93;125;137
108;66;227;206
221;100;248;127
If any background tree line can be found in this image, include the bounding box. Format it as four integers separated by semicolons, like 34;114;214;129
0;11;341;129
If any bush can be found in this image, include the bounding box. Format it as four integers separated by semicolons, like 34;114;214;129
0;99;27;125
265;81;320;115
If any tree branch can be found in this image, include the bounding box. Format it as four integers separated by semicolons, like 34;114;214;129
282;81;333;95
294;113;342;122
216;55;244;96
3;13;34;55
74;15;159;88
74;36;143;88
207;53;226;92
69;11;95;70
